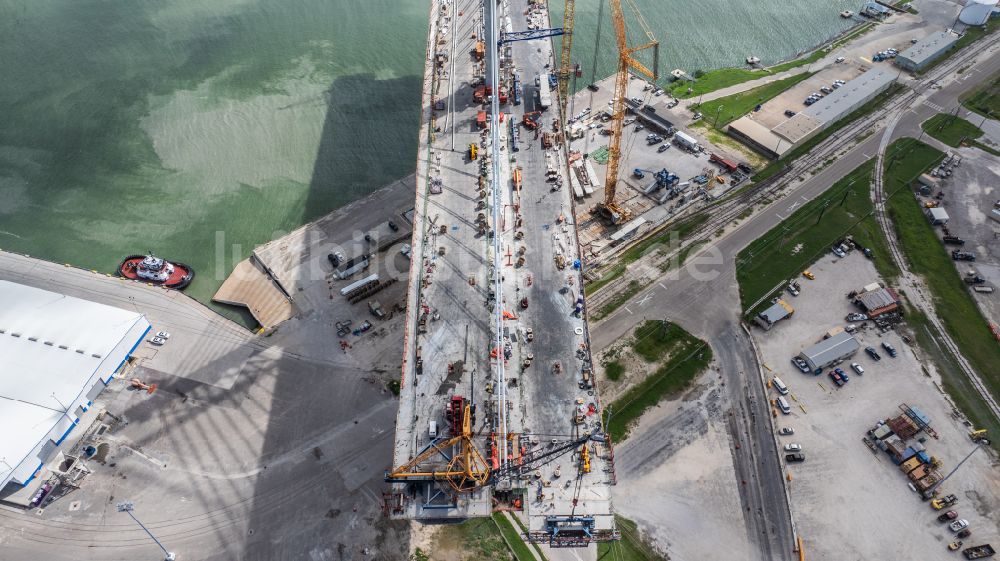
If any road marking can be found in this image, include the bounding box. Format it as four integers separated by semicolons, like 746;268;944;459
775;213;784;220
635;293;653;306
924;101;943;111
623;306;633;314
658;282;667;290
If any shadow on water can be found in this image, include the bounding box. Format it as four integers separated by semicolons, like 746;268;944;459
235;72;423;559
300;73;423;218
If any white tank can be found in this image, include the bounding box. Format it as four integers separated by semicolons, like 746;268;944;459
959;0;998;26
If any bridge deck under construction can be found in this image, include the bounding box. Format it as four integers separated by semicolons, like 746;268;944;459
389;0;615;543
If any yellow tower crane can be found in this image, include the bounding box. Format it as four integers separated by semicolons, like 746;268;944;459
597;0;658;224
385;404;491;492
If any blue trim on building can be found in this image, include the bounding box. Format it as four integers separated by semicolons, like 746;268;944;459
55;418;80;445
105;324;151;383
21;462;44;487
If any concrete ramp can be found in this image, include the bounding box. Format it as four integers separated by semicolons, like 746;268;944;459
213;259;295;329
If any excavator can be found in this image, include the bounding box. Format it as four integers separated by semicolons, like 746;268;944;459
522;111;542;130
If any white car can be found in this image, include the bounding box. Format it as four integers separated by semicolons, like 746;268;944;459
400;244;412;259
832;246;847;258
950;519;969;532
784;443;802;452
156;331;171;339
149;337;166;346
835;57;846;63
851;362;865;375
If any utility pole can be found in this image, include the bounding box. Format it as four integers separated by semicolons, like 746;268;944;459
714;105;724;128
117;501;176;561
816;201;830;224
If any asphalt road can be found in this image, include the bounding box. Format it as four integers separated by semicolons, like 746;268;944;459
590;33;1000;561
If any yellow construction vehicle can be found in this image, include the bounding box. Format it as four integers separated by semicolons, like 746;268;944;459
969;428;988;442
580;443;591;474
596;0;658;224
469;143;478;161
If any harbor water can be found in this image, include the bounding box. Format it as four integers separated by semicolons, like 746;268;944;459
0;0;856;321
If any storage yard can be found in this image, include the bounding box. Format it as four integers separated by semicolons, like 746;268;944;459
752;251;1000;559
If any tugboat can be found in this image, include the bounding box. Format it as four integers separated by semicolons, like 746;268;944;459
746;55;761;65
117;252;194;290
841;10;854;17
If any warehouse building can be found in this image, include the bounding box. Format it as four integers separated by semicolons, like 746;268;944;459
728;67;896;159
895;30;960;72
0;281;150;491
798;331;860;372
855;285;902;318
754;299;794;330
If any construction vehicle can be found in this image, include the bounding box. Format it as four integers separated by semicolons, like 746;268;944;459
932;494;958;510
469;143;478;161
580;443;591;474
445;395;467;436
368;300;386;319
522;111;542;130
130;378;157;395
963;544;995;559
969;429;988;442
596;0;658;224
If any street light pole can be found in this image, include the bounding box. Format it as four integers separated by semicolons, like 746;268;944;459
117;501;176;561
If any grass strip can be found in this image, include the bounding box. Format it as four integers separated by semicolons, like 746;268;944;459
921;113;983;147
597;515;667;561
604;321;712;442
695;72;814;130
882;137;1000;419
492;512;537;561
736;160;899;312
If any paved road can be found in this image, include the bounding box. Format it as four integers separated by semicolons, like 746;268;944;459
590;33;1000;561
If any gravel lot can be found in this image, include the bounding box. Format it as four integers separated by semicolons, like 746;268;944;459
752;251;1000;560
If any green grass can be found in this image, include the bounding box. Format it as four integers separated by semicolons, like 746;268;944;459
882;137;1000;428
492;513;537;561
604;360;625;381
752;84;903;182
507;511;548;561
437;517;516;561
921;113;984;147
737;160;900;312
604;321;712;442
585;214;709;295
695;72;814;130
963;72;1000;119
598;515;667;561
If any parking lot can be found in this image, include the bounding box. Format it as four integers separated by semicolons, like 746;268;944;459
752;251;1000;559
930;145;1000;326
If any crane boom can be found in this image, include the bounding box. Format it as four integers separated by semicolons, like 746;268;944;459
599;0;658;224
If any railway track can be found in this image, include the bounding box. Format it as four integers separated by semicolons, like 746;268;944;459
870;44;1000;424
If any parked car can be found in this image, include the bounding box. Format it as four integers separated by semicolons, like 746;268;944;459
938;510;959;522
787;283;800;297
328;251;344;267
150;337;166;346
658;144;670;153
388;220;399;231
155;331;171;340
851;362;864;375
785;452;805;462
829;371;845;387
835;367;849;382
784;443;802;452
779;427;795;435
846;312;868;322
784;109;797;117
866;346;882;361
949;519;969;532
845;323;858;333
802;270;815;280
835;56;846;63
882;342;898;358
792;357;810;373
832;246;846;258
956;529;971;539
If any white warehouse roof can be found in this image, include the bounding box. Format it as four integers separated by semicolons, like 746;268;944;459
0;281;150;489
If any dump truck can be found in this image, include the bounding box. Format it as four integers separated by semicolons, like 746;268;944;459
963;544;996;559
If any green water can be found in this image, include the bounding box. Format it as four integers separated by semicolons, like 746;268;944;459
0;0;429;321
0;0;856;323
